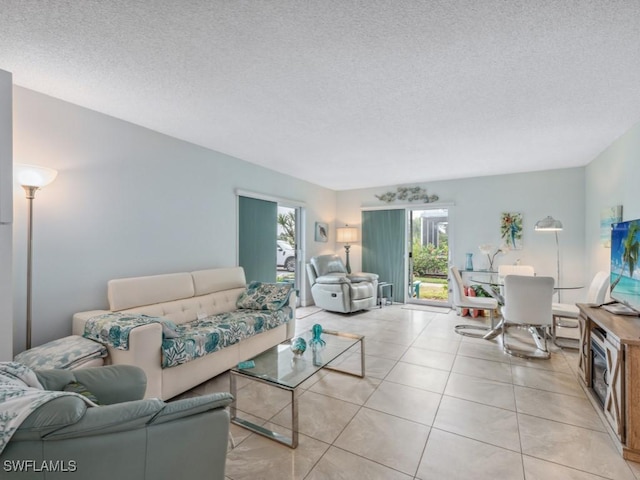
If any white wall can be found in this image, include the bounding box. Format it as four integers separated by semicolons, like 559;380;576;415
336;168;586;302
585;120;640;278
11;86;336;353
0;70;13;360
10;83;636;354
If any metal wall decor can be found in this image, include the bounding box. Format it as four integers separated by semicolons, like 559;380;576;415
375;186;438;204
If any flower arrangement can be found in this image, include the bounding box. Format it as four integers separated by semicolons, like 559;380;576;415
478;244;510;271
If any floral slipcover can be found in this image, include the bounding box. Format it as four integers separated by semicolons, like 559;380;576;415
83;312;180;350
83;306;294;369
161;306;293;368
13;335;107;370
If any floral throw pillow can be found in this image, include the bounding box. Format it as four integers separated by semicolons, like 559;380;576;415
236;282;293;311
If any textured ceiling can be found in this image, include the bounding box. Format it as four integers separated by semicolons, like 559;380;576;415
1;1;640;190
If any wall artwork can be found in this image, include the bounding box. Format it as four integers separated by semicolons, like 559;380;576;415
501;212;523;250
315;222;328;243
601;205;622;247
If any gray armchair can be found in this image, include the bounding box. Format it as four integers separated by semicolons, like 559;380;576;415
306;254;379;313
1;365;232;480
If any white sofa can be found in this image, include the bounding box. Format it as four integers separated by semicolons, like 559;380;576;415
73;267;295;400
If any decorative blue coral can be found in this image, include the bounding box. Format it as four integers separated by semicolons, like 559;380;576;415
290;337;307;356
309;324;326;350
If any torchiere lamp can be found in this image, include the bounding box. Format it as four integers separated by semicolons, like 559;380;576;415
534;215;563;301
14;163;58;350
336;226;358;274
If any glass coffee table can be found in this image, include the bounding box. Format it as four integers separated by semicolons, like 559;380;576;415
230;328;364;448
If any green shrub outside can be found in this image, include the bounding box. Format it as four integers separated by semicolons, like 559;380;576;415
412;241;448;276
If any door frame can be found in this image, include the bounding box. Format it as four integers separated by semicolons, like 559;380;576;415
407;206;453;307
236;189;306;306
361;202;454;307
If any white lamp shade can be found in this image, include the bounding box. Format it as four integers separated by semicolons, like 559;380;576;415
336;227;358;243
534;215;563;231
14;163;58;188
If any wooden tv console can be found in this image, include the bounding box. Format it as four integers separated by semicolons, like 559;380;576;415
577;303;640;461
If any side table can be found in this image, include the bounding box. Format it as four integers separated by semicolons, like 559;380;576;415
378;282;393;307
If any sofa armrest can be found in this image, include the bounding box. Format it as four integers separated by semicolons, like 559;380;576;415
43;399;165;440
286;292;296;339
149;392;233;426
72;310;110;336
107;323;164;399
284;290;297;308
347;272;379;283
74;310;164;399
315;274;350;284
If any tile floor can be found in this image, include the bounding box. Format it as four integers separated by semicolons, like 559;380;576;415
178;304;640;480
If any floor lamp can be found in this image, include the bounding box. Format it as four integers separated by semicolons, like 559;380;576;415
14;164;58;350
336;226;358;274
535;215;563;301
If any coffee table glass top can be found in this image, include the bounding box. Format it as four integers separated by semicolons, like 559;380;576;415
231;329;362;389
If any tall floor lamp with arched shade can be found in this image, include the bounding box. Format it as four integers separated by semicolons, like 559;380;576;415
535;215;563;301
14;163;58;350
336;226;358;274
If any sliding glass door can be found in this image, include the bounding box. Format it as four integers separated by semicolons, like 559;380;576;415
408;208;450;306
361;206;451;306
277;205;303;305
362;209;406;303
238;194;304;305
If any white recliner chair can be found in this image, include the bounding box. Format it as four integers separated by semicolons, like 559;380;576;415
306;255;379;313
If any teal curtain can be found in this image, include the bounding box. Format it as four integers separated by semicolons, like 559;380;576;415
362;209;405;302
238;196;277;283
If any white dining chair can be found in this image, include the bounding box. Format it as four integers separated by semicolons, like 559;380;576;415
501;275;555;359
496;265;535;299
498;264;535;277
450;266;499;338
552;271;609;340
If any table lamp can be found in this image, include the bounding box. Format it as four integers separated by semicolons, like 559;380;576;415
336;226;358;274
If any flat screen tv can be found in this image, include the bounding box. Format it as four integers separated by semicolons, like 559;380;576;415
610;219;640;313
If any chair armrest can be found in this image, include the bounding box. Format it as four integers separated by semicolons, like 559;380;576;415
35;369;77;391
72;365;147;404
14;397;87;440
347;272;379;282
36;365;147;404
315;274;350;284
149;392;233;426
43;399;165;440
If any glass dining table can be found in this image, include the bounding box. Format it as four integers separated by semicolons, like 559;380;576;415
468;273;583;344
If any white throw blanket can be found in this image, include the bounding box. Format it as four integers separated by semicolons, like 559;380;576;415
0;362;95;455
